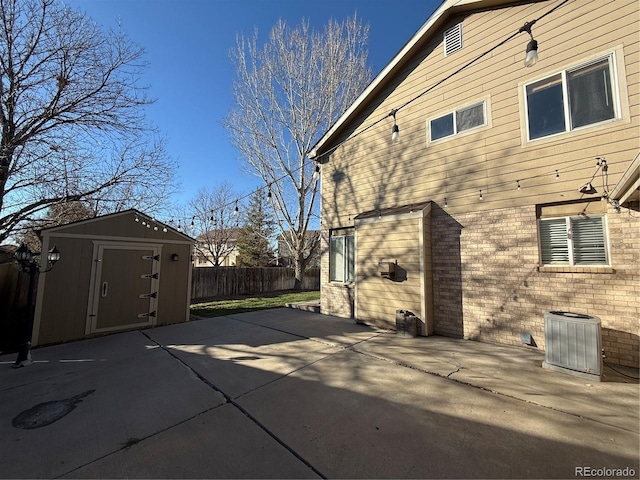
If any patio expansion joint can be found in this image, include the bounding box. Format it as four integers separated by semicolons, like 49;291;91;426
347;345;640;435
54;402;226;479
138;330;328;480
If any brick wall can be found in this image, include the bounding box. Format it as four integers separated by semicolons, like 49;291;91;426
321;202;638;367
432;203;639;367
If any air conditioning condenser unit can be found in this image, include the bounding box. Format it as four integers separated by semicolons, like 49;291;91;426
542;311;602;381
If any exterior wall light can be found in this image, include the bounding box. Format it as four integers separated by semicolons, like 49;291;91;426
171;253;180;261
13;244;61;367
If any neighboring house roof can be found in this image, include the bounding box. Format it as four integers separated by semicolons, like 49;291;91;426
195;228;241;244
276;230;320;241
310;0;547;159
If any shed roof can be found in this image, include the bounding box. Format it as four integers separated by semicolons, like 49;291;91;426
41;209;194;243
310;0;548;159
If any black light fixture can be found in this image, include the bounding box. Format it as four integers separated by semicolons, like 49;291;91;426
234;201;239;216
15;243;33;265
313;164;320;181
579;182;598;195
47;245;61;265
267;189;272;202
15;244;60;273
389;109;399;142
13;243;61;367
518;21;538;67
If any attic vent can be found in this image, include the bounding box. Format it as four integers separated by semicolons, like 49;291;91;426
444;23;463;56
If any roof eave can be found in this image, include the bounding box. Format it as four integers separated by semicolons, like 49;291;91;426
310;0;541;159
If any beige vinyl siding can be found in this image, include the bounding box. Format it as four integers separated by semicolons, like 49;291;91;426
356;217;423;329
319;0;638;366
323;1;637;221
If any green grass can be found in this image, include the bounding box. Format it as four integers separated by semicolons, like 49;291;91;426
190;290;320;318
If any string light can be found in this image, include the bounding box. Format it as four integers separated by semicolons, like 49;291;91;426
151;1;582;230
389;109;399;142
444;198;448;208
310;0;570;165
517;180;521;191
518;21;538;67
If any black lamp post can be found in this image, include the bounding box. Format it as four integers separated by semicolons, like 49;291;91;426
14;243;61;368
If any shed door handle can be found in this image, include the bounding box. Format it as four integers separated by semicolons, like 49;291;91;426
101;282;108;297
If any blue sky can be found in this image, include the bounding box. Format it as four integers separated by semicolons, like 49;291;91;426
64;0;442;209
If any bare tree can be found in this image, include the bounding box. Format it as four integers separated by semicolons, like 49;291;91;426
226;16;371;288
19;199;94;252
190;183;240;267
0;0;177;244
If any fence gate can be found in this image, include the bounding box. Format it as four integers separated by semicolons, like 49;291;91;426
86;243;161;335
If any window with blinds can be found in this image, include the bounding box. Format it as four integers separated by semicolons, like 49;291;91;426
539;215;608;266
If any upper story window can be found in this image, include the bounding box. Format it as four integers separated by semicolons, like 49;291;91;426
329;227;355;283
525;55;619;140
429;100;486;142
538;215;609;266
444;23;462;56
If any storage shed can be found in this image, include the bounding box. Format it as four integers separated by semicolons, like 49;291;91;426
32;210;194;346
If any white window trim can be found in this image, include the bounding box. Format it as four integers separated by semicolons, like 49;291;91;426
537;214;611;267
426;96;491;145
329;229;355;284
519;45;630;146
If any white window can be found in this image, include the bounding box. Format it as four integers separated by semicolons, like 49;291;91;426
444;23;462;56
538;215;609;266
330;228;354;283
429;101;486;142
525;55;619;140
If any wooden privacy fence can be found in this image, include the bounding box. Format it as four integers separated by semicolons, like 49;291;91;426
0;263;31;351
191;267;320;301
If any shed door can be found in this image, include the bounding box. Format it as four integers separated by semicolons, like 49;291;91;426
88;244;160;334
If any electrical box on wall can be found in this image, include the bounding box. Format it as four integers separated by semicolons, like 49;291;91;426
379;261;396;280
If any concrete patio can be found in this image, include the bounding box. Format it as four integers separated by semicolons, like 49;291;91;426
0;308;638;479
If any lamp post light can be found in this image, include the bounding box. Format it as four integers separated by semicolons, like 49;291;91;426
14;244;61;368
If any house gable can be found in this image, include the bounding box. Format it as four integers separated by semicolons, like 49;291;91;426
318;0;639;368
